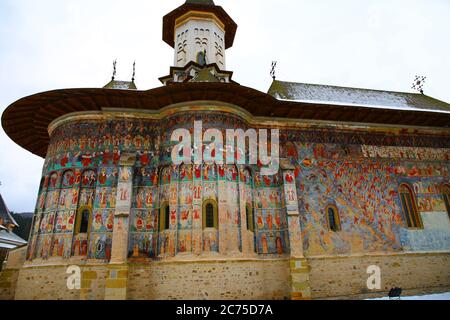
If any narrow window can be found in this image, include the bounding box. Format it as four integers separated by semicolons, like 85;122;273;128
75;207;92;235
203;200;218;229
160;203;170;231
246;204;254;232
399;183;423;229
443;184;450;218
197;51;207;66
79;209;90;233
326;205;341;232
165;205;170;230
206;204;214;228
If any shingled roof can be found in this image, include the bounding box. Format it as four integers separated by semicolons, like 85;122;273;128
186;0;215;5
103;80;137;90
268;80;450;114
0;193;18;228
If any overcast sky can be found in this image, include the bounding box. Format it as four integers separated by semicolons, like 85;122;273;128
0;0;449;213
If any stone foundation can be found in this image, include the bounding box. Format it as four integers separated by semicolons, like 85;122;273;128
0;268;20;300
308;251;450;299
127;259;291;300
1;252;449;300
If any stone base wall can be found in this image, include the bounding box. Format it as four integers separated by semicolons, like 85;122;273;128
1;252;449;300
12;264;108;300
308;252;450;299
0;246;27;300
1;258;292;300
127;259;291;300
0;268;20;300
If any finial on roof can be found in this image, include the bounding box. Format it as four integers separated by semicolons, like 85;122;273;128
104;59;137;90
411;75;426;94
112;59;117;81
270;61;277;80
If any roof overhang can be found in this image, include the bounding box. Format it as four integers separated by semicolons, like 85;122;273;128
2;82;450;159
163;2;237;49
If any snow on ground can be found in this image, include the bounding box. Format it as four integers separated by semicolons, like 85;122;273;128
367;292;450;300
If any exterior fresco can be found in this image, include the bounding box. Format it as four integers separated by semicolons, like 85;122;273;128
25;111;450;264
282;141;450;256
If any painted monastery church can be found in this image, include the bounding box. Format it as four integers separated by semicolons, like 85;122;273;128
0;0;449;300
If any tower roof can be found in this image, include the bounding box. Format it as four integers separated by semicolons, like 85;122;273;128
186;0;215;5
0;193;18;228
163;0;237;49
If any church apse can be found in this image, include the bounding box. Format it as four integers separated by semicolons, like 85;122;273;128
26;110;296;264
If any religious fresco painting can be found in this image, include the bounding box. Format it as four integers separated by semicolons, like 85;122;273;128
23;114;450;265
283;141;450;256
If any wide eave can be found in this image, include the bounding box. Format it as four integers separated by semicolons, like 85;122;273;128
2;82;450;159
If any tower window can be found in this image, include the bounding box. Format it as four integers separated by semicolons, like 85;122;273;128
197;51;207;66
326;205;341;232
246;204;254;232
399;183;423;229
203;199;218;229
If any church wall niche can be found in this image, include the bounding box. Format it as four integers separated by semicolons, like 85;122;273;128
254;170;289;255
128;166;159;259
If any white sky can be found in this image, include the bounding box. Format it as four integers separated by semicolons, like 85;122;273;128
0;0;449;212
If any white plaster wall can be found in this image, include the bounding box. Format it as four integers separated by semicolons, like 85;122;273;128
400;211;450;252
174;19;226;68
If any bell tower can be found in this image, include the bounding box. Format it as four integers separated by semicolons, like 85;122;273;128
160;0;237;84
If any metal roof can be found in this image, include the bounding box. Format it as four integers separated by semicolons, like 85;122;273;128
0;193;18;227
268;80;450;114
186;0;215;5
103;80;137;90
0;230;27;249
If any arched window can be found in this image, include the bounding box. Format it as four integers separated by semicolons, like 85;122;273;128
442;184;450;218
75;206;92;235
326;205;341;232
197;51;207;66
246;204;254;232
399;183;423;229
159;202;170;232
202;199;218;229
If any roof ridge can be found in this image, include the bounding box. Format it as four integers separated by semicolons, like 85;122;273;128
271;80;447;99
